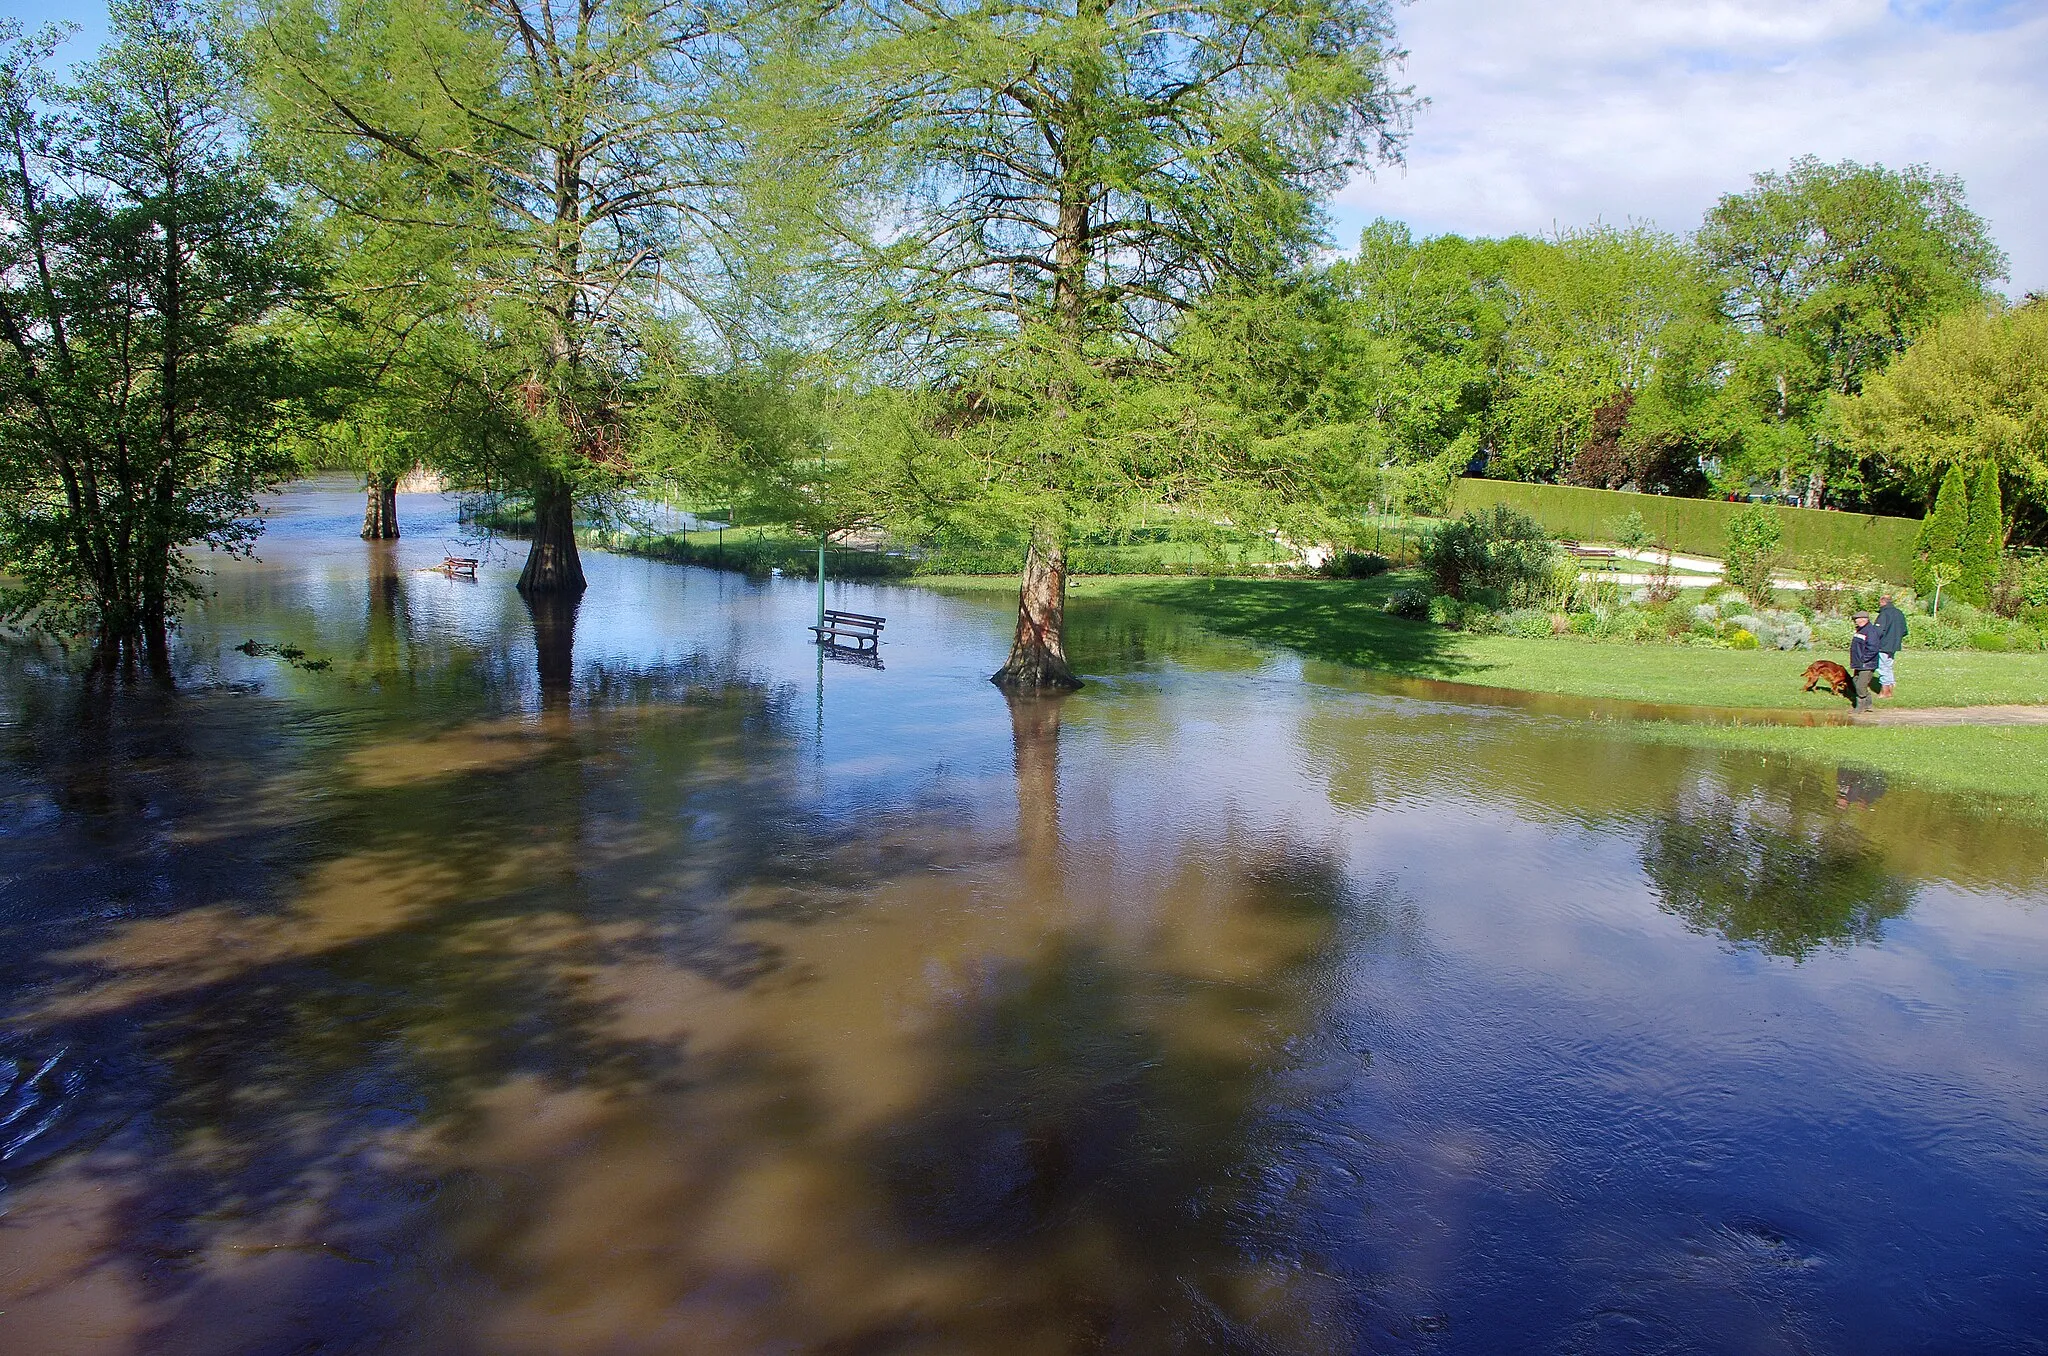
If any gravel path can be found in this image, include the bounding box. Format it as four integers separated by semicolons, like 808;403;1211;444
1851;704;2048;727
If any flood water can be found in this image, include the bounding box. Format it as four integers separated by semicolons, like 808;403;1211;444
2;482;2045;1355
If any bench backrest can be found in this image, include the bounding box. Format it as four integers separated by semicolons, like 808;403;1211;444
821;610;885;627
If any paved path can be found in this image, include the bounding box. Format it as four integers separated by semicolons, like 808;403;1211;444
1851;704;2048;727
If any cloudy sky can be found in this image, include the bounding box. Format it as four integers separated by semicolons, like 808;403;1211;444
1329;0;2048;291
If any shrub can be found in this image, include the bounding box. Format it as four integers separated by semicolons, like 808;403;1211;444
1505;608;1552;638
1420;506;1557;603
1447;480;1920;582
1915;463;1970;599
1383;588;1433;620
1801;550;1874;614
1322;550;1391;579
1960;462;2002;608
1728;628;1760;650
1609;510;1655;553
1969;630;2010;652
1567;611;1598;635
1428;594;1463;627
1724;505;1783;605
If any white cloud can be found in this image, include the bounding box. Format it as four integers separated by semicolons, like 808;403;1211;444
1334;0;2048;292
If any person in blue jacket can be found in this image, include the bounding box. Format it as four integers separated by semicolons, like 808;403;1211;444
1873;592;1908;697
1849;611;1880;711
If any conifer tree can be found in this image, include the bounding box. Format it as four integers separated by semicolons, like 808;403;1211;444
1915;463;1969;599
1960;460;2002;607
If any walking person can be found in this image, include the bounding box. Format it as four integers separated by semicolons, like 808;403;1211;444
1873;591;1908;697
1849;611;1880;712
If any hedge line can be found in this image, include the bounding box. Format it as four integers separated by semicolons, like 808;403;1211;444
1448;479;1921;582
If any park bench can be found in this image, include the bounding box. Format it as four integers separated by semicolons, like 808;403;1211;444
810;608;884;652
439;556;479;579
1559;540;1618;564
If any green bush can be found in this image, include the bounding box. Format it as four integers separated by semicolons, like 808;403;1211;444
1322;550;1391;578
1723;505;1783;605
1448;479;1920;582
1969;630;2010;652
1728;628;1760;650
1420;506;1557;603
1383;588;1433;620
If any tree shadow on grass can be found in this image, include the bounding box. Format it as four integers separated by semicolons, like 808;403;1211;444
1084;576;1478;681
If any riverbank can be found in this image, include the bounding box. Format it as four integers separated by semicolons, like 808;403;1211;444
919;572;2048;811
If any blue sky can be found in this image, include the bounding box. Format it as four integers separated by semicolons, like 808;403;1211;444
1329;0;2047;291
6;0;2043;292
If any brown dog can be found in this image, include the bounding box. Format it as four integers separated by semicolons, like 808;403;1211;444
1802;659;1854;702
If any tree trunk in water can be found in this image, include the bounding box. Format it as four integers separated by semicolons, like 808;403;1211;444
361;474;400;540
518;478;587;595
527;591;580;711
992;532;1082;692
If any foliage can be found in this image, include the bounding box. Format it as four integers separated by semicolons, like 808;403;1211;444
1322;550;1392;579
1382;588;1432;620
1722;504;1783;604
0;4;320;671
246;0;785;591
1915;464;1969;599
1609;511;1655;553
1418;506;1556;604
1960;460;2003;608
1448;480;1920;581
1839;300;2048;538
1799;550;1876;614
1698;156;2007;507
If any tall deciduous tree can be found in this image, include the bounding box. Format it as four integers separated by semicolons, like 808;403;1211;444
1698;157;2006;508
0;5;318;674
247;0;763;595
1839;300;2048;542
835;0;1413;689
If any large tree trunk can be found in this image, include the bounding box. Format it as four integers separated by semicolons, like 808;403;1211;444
518;477;586;595
992;531;1082;692
361;473;400;540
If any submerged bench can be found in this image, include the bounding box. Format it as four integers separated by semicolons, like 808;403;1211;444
810;608;884;652
439;556;479;579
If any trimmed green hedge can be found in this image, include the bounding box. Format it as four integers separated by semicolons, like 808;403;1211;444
1448;479;1921;582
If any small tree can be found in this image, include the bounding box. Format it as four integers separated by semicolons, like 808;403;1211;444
1722;504;1783;604
1915;463;1969;598
0;6;319;674
1959;460;2002;607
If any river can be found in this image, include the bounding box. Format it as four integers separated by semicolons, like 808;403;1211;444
1;481;2044;1354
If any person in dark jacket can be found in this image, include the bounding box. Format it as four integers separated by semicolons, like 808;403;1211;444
1873;592;1908;697
1849;611;1880;711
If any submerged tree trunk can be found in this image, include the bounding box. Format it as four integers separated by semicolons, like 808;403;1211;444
992;530;1082;692
518;477;587;595
361;473;400;540
1006;689;1066;876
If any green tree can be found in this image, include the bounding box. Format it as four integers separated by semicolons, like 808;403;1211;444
1838;300;2048;541
1959;459;2002;607
832;0;1414;689
1698;157;2006;508
248;0;771;595
0;5;320;674
1915;462;1969;599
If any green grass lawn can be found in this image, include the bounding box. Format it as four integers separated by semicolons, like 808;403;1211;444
994;573;2048;711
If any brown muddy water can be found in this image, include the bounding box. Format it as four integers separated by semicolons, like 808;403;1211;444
2;482;2045;1355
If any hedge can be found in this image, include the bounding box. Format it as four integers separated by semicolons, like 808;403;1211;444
1448;479;1921;583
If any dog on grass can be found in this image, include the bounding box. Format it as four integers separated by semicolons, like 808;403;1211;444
1802;659;1854;703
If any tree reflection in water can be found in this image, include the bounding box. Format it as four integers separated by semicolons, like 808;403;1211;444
1642;789;1915;959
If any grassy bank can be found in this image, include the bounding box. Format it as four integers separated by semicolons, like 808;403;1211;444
921;571;2048;810
925;573;2048;710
